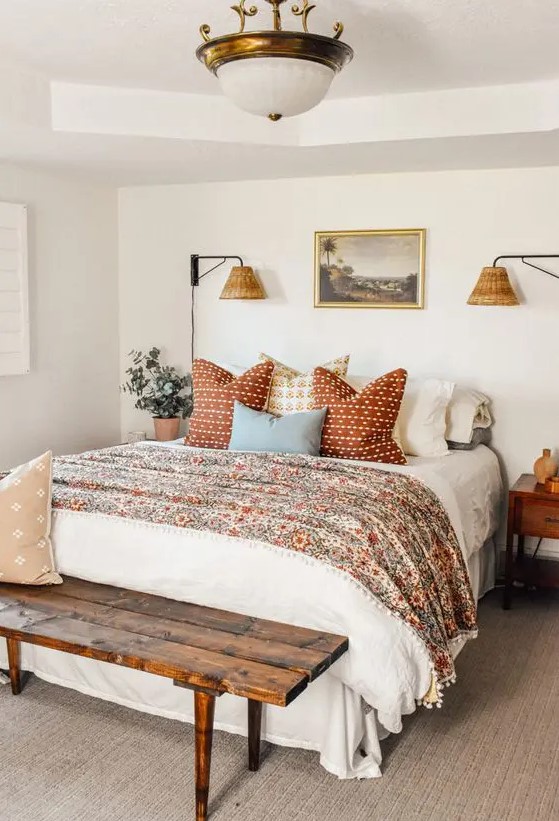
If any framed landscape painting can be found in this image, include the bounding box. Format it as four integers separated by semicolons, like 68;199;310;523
315;229;426;309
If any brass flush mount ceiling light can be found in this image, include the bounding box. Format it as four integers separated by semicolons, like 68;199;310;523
197;0;354;121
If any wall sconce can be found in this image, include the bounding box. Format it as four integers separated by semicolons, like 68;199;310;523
190;255;267;361
191;255;266;300
468;255;559;306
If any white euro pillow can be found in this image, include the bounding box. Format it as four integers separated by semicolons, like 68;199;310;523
398;379;455;457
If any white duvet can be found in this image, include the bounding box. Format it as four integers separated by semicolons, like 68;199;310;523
0;444;502;779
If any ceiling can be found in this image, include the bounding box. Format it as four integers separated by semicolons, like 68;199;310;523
3;0;559;96
0;0;558;185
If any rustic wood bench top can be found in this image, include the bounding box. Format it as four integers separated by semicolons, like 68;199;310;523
0;577;348;821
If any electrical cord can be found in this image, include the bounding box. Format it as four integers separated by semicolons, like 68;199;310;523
190;258;230;364
190;256;243;364
191;284;196;365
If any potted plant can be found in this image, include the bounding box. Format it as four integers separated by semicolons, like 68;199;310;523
121;348;193;442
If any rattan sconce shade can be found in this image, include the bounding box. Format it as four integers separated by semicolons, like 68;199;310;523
219;266;266;300
467;267;520;306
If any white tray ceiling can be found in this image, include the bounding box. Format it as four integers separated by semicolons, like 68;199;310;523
0;0;558;183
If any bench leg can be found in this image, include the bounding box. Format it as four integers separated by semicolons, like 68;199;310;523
7;638;22;696
194;691;215;821
248;699;262;772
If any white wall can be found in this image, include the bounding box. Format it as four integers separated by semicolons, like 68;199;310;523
0;163;120;470
119;166;559;495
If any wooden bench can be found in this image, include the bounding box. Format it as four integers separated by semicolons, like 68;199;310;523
0;577;348;821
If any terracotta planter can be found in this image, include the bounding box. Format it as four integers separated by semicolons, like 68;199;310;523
153;417;181;442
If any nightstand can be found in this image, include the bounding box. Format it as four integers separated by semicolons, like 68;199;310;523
504;474;559;609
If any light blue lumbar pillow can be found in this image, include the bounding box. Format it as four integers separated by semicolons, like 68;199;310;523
229;401;327;456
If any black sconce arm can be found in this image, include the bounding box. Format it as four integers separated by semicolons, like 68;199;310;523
493;255;559;281
190;255;244;287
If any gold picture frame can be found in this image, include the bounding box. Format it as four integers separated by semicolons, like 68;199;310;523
314;228;426;309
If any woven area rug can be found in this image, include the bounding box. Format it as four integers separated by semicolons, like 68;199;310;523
1;590;558;821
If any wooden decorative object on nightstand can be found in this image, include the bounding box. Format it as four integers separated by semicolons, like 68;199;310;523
504;474;559;609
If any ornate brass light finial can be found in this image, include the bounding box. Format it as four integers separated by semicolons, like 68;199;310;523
200;24;212;43
291;1;316;33
231;1;259;33
200;0;347;41
333;21;344;40
265;0;288;31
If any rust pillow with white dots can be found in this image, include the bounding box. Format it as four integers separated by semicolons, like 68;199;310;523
0;451;62;585
312;367;408;464
186;359;275;450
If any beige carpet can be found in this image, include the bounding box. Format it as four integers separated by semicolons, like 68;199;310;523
1;590;558;821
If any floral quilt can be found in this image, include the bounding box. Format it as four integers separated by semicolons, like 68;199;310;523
51;444;477;700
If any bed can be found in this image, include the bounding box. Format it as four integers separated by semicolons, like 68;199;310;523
0;441;502;779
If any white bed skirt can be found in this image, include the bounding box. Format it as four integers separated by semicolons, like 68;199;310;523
0;538;496;780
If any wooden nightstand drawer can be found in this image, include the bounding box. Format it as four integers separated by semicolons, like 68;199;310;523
519;501;559;538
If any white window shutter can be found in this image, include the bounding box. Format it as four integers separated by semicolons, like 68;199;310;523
0;202;29;376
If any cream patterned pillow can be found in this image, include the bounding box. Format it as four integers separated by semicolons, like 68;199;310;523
0;452;62;586
259;354;350;416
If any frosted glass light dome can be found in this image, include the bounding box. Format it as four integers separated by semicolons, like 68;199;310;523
217;57;336;120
